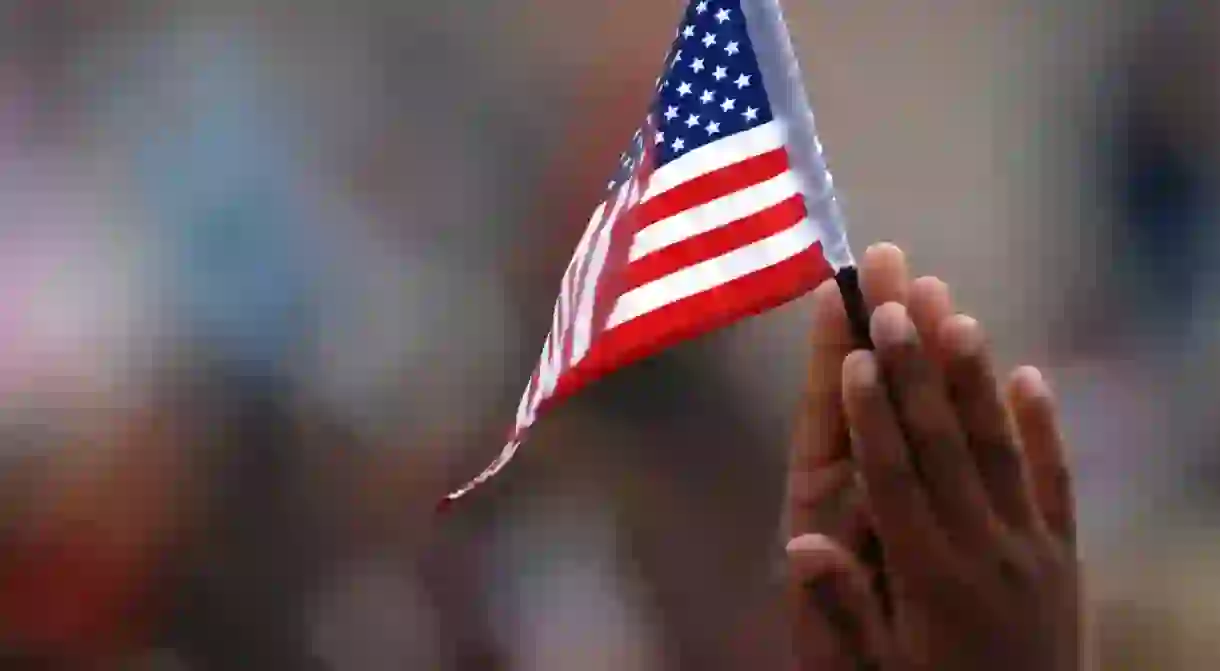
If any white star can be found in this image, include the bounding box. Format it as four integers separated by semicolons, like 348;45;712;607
672;49;683;64
743;106;759;122
676;81;693;96
699;89;715;104
720;97;736;112
725;41;740;56
685;113;701;128
705;121;721;135
690;57;705;73
682;24;695;39
734;73;752;89
665;105;679;120
712;66;728;81
695;1;709;13
715;8;732;23
672;137;686;152
655;131;665;145
702;32;717;48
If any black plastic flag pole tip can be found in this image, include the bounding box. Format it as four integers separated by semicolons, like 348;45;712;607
832;265;893;619
833;266;873;350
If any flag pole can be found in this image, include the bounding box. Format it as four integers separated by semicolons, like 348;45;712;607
749;0;893;618
741;0;854;273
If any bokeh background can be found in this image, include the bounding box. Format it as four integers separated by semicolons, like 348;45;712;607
0;0;1218;668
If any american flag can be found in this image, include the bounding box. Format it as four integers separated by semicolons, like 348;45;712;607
443;0;852;504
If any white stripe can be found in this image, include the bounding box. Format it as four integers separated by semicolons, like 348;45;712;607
513;375;537;431
607;217;819;328
537;309;565;399
570;184;631;362
641;120;785;201
559;201;606;350
532;336;556;413
629;170;800;261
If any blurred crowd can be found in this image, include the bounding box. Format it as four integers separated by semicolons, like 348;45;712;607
1;0;1219;668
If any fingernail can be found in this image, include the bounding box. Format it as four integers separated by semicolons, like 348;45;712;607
942;314;983;356
1012;365;1049;398
869;302;913;346
866;241;902;256
786;533;837;555
912;275;947;293
842;351;878;391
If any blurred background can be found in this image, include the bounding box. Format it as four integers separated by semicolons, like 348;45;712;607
0;0;1218;668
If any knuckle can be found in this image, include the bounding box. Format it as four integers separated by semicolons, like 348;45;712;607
992;538;1048;587
880;344;932;384
907;428;971;478
894;362;940;401
1031;534;1075;571
977;435;1024;473
995;552;1035;588
1040;462;1073;494
928;429;971;463
869;458;919;494
909;561;974;604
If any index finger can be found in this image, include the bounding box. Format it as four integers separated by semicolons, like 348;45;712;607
787;244;912;523
787;279;855;538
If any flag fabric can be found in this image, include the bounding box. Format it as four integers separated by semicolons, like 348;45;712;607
443;0;854;504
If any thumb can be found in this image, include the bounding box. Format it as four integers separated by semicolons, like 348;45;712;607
787;534;892;670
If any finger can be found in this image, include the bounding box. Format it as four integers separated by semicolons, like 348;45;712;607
870;303;997;548
785;460;852;539
787;534;892;670
859;242;910;309
939;315;1039;531
842;349;948;568
1008;366;1075;545
787;280;856;538
907;276;954;361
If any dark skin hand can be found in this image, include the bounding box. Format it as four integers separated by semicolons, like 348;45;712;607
784;243;1080;671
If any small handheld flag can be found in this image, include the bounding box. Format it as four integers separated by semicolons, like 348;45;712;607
442;0;855;506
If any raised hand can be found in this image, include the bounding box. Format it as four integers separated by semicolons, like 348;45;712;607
785;244;1080;671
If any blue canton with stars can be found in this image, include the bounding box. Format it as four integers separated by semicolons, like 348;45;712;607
608;0;773;194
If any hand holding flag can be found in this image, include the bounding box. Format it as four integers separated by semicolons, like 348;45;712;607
444;0;854;504
785;244;1081;671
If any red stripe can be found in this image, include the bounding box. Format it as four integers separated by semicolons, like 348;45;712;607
540;241;833;415
630;148;790;232
621;194;807;292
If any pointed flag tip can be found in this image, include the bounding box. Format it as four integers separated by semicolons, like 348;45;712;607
435;438;524;515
